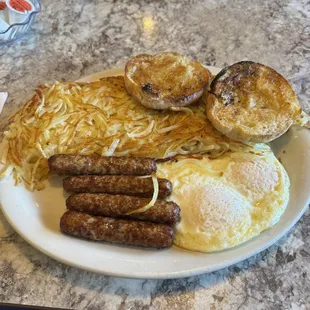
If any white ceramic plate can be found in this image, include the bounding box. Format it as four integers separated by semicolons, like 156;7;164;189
1;67;310;279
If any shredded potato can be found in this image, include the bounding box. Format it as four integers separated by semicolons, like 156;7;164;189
0;76;270;190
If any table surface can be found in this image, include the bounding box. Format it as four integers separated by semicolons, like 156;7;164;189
1;0;310;309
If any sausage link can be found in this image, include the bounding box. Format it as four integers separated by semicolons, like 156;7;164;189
66;193;180;225
48;154;156;176
60;211;174;249
63;175;172;198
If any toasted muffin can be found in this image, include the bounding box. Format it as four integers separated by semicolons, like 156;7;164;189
206;61;302;143
124;52;210;110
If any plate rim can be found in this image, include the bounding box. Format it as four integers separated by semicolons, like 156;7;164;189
1;193;309;279
1;66;310;279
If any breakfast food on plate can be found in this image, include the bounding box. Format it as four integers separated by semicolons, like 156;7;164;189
63;175;172;198
124;52;210;110
0;75;264;191
66;193;181;225
60;211;174;249
48;154;157;176
157;151;289;252
0;53;296;252
59;156;177;249
206;61;302;143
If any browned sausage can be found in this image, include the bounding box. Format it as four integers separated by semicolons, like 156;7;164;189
48;154;156;176
60;211;174;249
63;175;172;198
66;193;180;225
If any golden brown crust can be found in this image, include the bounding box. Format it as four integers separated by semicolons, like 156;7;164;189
206;61;301;143
124;52;210;110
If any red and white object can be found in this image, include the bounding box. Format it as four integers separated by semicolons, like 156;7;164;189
6;0;34;24
0;0;34;32
6;0;34;14
0;1;9;33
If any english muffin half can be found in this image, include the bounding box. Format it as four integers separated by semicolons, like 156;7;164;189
124;52;210;110
206;61;302;143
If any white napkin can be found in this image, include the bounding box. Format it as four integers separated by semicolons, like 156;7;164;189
0;92;8;115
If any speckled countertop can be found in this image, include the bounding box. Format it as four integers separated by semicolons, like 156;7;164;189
1;1;310;309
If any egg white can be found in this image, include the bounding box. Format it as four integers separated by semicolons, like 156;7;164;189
157;152;290;252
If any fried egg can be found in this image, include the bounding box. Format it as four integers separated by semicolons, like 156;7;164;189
157;152;290;252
